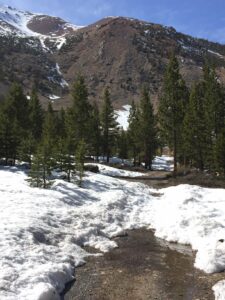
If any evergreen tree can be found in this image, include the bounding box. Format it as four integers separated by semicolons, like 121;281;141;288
158;54;188;175
0;83;30;163
55;108;77;182
100;87;118;163
139;87;157;169
117;128;128;162
29;89;44;141
127;101;141;166
28;103;56;188
90;102;101;161
27;140;54;188
18;133;36;164
183;83;209;170
214;128;225;176
7;83;30;132
75;139;86;186
202;64;225;169
68;75;92;150
0;110;18;164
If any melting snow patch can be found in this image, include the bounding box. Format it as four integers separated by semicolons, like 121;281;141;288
1;163;225;299
56;63;69;87
48;94;60;100
208;49;223;58
213;280;225;300
56;37;66;50
152;155;174;171
115;105;131;130
86;163;145;177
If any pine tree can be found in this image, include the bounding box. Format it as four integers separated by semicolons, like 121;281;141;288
214;128;225;176
158;54;188;175
183;82;209;170
28;102;56;188
117;128;128;162
0;110;18;164
28;140;54;188
0;83;30;163
202;64;225;169
101;88;118;163
29;89;44;141
43;102;57;143
127;101;141;166
90;102;101;161
75;139;86;187
68;75;92;150
18;133;36;164
7;83;30;132
139;87;157;169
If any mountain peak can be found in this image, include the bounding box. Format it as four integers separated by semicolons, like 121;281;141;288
0;5;81;37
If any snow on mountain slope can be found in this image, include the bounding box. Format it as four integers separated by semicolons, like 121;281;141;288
0;5;80;39
115;105;131;130
0;5;39;36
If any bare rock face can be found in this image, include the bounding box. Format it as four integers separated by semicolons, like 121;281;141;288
0;6;225;110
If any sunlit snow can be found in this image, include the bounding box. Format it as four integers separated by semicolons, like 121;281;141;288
115;105;131;130
0;164;225;299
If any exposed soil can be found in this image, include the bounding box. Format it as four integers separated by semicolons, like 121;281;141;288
62;230;224;300
123;169;225;189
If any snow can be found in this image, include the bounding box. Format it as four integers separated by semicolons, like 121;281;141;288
0;5;80;52
115;105;131;130
152;155;174;171
213;281;225;300
0;5;39;37
48;95;60;100
208;49;223;58
86;163;145;177
88;155;173;176
1;161;225;299
56;63;69;87
56;37;66;50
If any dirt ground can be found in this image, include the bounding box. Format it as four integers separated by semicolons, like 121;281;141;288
61;171;225;300
62;230;224;300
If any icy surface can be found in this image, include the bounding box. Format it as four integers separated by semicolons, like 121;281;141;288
1;164;225;299
115;105;131;130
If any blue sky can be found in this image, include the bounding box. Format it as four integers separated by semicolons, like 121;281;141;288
1;0;225;44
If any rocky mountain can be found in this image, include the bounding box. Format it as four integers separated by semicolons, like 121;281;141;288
0;5;225;110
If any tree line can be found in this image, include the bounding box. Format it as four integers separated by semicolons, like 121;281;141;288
0;76;155;187
0;54;224;188
159;55;225;176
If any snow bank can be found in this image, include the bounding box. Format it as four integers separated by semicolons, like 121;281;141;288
1;166;225;299
213;281;225;300
151;185;225;274
96;155;174;171
86;163;145;177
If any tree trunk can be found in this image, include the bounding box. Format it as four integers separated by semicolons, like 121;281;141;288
173;131;177;177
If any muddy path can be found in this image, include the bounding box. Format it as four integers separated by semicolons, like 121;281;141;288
62;229;224;300
62;172;225;300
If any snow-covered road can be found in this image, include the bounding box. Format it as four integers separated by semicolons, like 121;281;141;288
0;166;225;299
